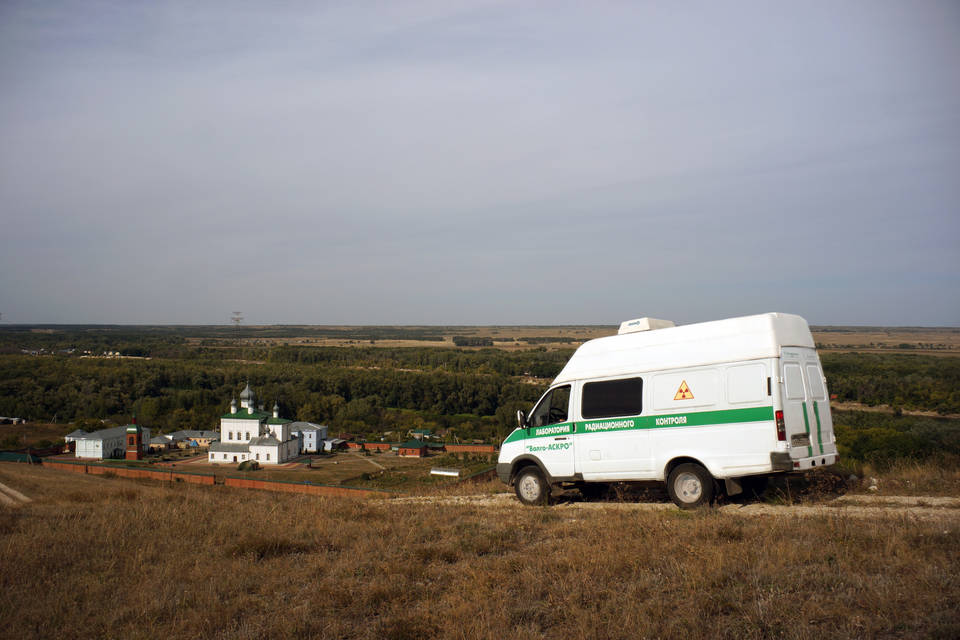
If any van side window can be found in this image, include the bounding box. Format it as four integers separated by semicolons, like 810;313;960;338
582;377;643;419
529;385;571;428
784;364;805;400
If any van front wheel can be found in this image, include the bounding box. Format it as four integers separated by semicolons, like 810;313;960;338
667;463;714;509
514;467;550;506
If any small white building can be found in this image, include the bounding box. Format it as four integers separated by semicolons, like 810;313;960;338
290;422;329;454
208;384;299;465
73;425;151;460
64;429;88;445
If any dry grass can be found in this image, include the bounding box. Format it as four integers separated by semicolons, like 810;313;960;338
1;463;958;640
839;459;960;497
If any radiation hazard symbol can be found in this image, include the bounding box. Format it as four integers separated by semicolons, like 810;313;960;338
673;380;694;401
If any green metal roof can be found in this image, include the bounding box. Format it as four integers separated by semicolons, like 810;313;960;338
220;411;269;420
399;439;426;449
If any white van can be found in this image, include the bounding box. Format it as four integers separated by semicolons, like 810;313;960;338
496;313;838;508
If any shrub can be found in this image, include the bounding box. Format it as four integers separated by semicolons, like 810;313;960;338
833;410;960;469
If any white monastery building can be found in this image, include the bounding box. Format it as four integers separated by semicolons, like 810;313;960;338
208;384;299;465
290;422;328;454
73;424;151;460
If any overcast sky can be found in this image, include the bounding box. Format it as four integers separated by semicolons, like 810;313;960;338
1;1;958;326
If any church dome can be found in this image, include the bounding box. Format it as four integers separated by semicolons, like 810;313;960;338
240;383;255;401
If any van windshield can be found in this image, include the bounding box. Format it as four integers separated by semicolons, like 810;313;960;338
529;386;571;428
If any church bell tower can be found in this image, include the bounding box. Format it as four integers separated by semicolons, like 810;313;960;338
125;421;143;460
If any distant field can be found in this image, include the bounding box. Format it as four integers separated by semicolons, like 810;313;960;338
186;324;613;352
812;326;960;355
181;324;960;354
6;322;959;354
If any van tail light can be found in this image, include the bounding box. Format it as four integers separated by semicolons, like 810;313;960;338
775;410;786;441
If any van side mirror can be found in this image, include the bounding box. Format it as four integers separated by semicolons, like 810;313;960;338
516;410;527;429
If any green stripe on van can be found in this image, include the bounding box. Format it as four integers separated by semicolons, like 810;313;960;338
503;406;774;444
801;403;813;457
813;400;824;456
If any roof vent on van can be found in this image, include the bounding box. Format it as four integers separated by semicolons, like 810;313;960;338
617;317;676;335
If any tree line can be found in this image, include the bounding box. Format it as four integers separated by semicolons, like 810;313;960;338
1;340;958;450
0;352;547;442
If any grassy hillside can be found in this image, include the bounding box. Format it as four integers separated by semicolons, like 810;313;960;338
1;465;957;640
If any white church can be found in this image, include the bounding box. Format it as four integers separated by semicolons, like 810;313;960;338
208;384;299;465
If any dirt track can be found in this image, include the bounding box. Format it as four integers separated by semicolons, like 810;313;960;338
0;480;32;506
2;463;957;522
392;492;960;520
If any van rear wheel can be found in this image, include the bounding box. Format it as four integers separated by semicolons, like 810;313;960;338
667;463;714;509
514;467;550;506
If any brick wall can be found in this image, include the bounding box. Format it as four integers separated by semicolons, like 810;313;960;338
445;444;496;454
39;462;386;496
346;442;393;452
41;460;87;474
223;477;386;499
41;460;214;485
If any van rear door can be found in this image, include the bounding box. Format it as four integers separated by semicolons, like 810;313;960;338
780;347;836;460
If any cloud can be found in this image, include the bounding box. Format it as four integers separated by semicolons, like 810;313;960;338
1;0;958;324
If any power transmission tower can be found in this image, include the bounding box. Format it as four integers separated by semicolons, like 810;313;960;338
231;312;244;361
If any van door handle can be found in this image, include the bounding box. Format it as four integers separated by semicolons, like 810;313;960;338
554;437;567;441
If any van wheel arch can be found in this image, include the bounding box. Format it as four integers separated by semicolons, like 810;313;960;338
509;456;551;486
664;456;711;480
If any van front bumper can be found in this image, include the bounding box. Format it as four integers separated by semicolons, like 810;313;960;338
496;463;511;485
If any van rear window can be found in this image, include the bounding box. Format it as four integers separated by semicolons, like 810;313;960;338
582;377;643;419
806;365;826;400
784;364;805;400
